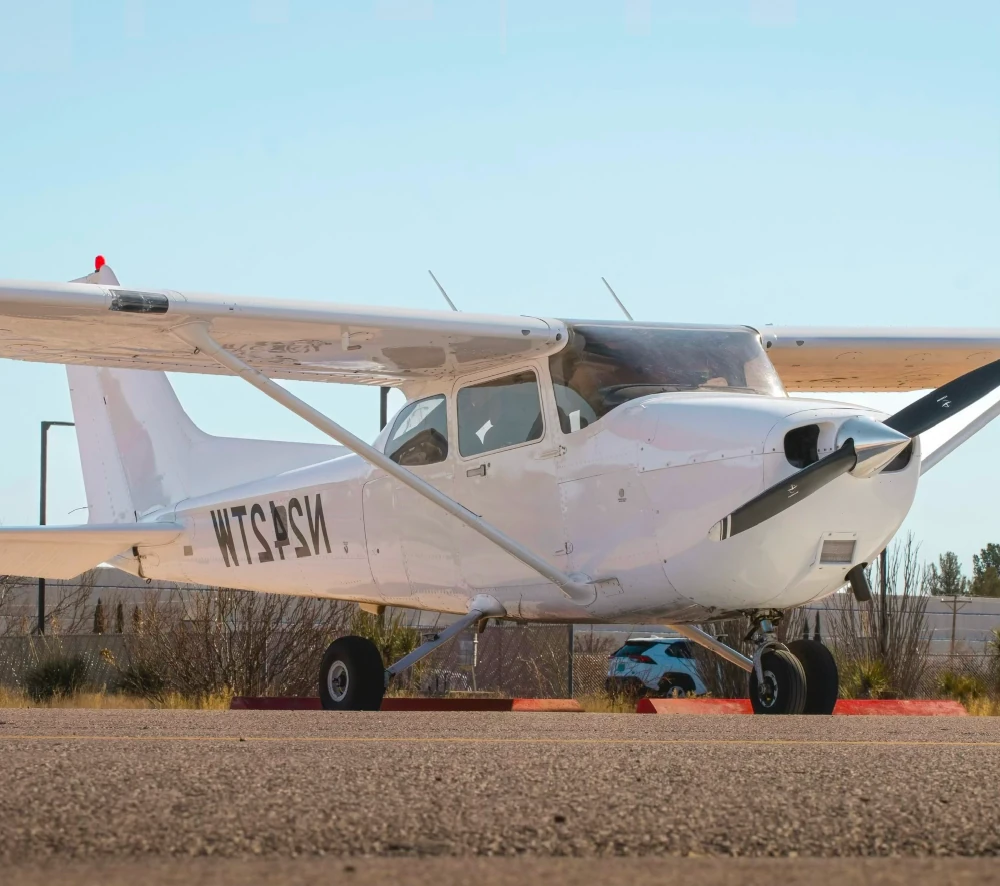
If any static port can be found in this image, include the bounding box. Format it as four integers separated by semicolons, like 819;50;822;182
784;424;819;469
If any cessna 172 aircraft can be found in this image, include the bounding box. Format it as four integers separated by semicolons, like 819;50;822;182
1;258;999;714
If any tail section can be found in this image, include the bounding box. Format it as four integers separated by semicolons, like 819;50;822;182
68;365;344;522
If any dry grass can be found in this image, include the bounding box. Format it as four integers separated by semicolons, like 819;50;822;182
576;692;636;713
965;697;1000;716
0;686;233;710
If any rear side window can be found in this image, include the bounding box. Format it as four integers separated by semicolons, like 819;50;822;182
611;642;655;658
385;395;449;466
664;642;693;659
457;370;544;457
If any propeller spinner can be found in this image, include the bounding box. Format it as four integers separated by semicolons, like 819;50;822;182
710;356;1000;540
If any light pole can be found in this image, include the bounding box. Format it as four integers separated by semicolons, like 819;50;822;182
37;420;75;635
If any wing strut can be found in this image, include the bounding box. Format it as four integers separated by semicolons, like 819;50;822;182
170;322;600;606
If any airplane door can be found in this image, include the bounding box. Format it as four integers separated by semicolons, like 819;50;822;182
363;395;462;607
452;368;565;590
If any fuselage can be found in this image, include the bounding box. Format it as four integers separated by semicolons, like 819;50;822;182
115;330;921;625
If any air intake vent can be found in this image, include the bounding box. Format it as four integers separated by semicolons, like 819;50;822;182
784;424;820;468
820;539;856;564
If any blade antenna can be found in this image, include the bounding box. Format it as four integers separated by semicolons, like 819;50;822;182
428;270;459;312
601;276;633;321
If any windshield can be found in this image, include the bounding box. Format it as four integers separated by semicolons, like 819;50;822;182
549;323;785;433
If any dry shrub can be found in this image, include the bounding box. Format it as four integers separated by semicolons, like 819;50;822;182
577;692;636;713
120;586;353;699
829;533;930;699
348;608;421;670
688;616;754;698
0;571;100;637
574;629;616;656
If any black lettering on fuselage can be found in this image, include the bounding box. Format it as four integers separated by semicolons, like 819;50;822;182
288;498;311;559
305;494;332;554
250;504;274;563
211;509;239;567
230;505;252;564
270;501;291;560
211;492;332;566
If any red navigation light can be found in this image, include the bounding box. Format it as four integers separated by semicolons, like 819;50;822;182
94;255;106;271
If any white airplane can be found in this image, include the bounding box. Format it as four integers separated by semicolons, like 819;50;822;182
1;258;998;714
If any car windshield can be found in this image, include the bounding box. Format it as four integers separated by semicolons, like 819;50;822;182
549;323;785;433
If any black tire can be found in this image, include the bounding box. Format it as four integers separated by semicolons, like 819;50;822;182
749;647;807;715
787;639;839;715
319;636;385;711
657;673;697;698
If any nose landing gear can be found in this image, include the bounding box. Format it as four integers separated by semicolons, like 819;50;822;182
667;610;839;715
749;646;807;714
746;611;839;715
747;613;807;715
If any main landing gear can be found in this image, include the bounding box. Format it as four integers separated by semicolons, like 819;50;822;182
318;595;505;711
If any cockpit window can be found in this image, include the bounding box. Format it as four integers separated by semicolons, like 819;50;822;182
549;323;785;433
457;370;544;457
385;395;448;466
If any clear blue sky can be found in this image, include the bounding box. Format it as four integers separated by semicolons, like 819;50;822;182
0;1;998;578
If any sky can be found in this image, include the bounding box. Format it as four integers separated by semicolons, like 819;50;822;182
0;1;998;577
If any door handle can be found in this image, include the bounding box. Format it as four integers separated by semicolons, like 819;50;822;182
466;464;487;477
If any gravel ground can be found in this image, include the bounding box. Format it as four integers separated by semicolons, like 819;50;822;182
2;709;999;884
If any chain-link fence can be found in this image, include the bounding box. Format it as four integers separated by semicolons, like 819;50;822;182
2;615;997;703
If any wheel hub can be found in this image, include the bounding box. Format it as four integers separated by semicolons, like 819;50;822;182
327;660;349;703
757;669;779;708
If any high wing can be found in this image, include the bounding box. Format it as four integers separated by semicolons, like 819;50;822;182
0;524;183;579
4;271;1000;394
760;327;1000;392
0;278;565;384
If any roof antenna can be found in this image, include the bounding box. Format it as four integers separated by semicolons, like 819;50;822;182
601;276;633;321
428;270;459;311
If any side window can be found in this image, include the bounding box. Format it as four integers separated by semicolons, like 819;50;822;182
385;395;449;467
457;370;544;457
665;642;693;659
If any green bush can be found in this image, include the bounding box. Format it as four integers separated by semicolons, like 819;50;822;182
839;659;893;699
24;655;89;701
938;671;987;704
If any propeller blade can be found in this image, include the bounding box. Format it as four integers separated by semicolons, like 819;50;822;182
884;357;1000;438
710;440;857;540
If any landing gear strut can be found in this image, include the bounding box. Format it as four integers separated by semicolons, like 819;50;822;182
747;613;807;715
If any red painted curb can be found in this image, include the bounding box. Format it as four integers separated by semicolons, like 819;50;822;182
636;698;968;715
230;697;583;712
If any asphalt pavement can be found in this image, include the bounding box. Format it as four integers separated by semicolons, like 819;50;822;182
2;709;999;885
